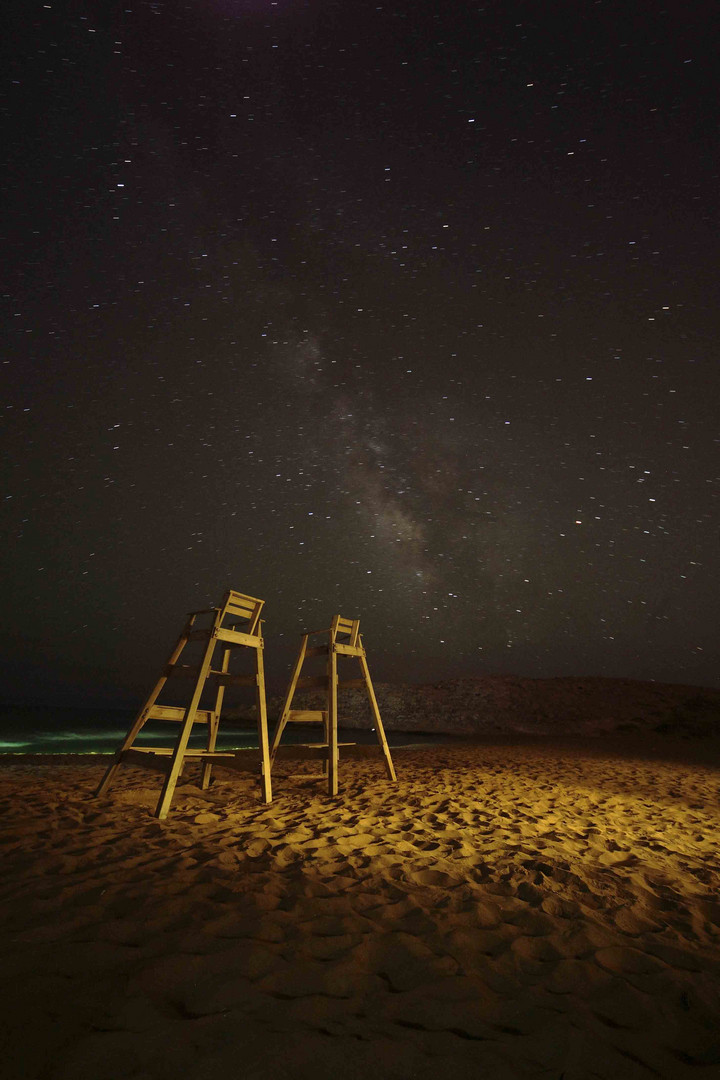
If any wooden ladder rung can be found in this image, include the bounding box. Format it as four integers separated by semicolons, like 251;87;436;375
215;627;262;648
287;710;327;723
174;749;235;758
124;747;238;762
122;748;174;774
146;705;213;723
302;742;356;748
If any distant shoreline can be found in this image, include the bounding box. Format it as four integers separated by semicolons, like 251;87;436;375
3;731;720;770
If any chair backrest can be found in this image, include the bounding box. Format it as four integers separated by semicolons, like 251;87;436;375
330;614;360;647
218;590;264;635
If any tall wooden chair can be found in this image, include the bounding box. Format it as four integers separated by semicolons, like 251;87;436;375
270;614;397;796
95;589;272;818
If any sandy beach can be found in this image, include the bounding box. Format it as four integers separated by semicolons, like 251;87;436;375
2;739;720;1079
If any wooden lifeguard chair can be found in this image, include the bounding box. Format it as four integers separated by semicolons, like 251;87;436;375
270;614;397;797
95;589;272;818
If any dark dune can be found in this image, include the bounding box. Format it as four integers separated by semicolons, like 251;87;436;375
277;675;720;739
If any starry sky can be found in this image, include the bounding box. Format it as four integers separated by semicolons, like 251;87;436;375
2;0;718;707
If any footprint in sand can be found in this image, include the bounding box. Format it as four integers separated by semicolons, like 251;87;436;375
696;898;720;926
595;944;668;976
245;838;271;859
273;845;303;867
613;904;663;935
406;867;462;889
444;926;508;962
511;934;563;962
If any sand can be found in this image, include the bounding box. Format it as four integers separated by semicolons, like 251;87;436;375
1;739;720;1080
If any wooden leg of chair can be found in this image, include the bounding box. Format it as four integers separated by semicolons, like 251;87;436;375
270;634;308;760
95;713;146;797
256;645;272;803
95;750;129;800
155;636;216;819
201;647;228;790
322;709;329;776
95;625;192;797
97;704;159;796
200;712;220;790
359;653;397;782
328;649;338;796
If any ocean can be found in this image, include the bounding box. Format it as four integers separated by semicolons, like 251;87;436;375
0;704;443;755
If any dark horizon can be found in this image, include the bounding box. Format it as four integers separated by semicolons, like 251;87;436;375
3;646;719;713
2;1;718;707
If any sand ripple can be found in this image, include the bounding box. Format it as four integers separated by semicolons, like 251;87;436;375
1;739;719;1078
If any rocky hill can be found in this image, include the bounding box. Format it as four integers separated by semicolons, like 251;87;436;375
249;676;720;738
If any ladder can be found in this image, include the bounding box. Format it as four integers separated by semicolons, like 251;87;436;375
95;589;272;818
270;614;397;797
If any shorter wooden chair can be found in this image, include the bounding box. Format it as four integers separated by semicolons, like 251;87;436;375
270;614;397;796
95;589;272;818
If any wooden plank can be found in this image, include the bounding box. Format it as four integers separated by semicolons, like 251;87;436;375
270;634;308;759
224;593;264;637
147;704;188;720
215;627;262;648
181;749;235;758
328;647;338;796
227;596;258;609
254;636;273;803
155;631;218;819
129;748;233;758
95;618;194;798
126;746;173;755
332;616;359;645
136;747;259;779
359;652;397;783
334;643;363;656
334;619;360;647
226;604;256;620
202;646;229;789
297;675;328;689
122;749;173;775
307;741;355;747
147;705;213;724
287;710;326;722
227;591;264;606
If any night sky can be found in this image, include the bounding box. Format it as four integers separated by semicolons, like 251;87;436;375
2;0;718;707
